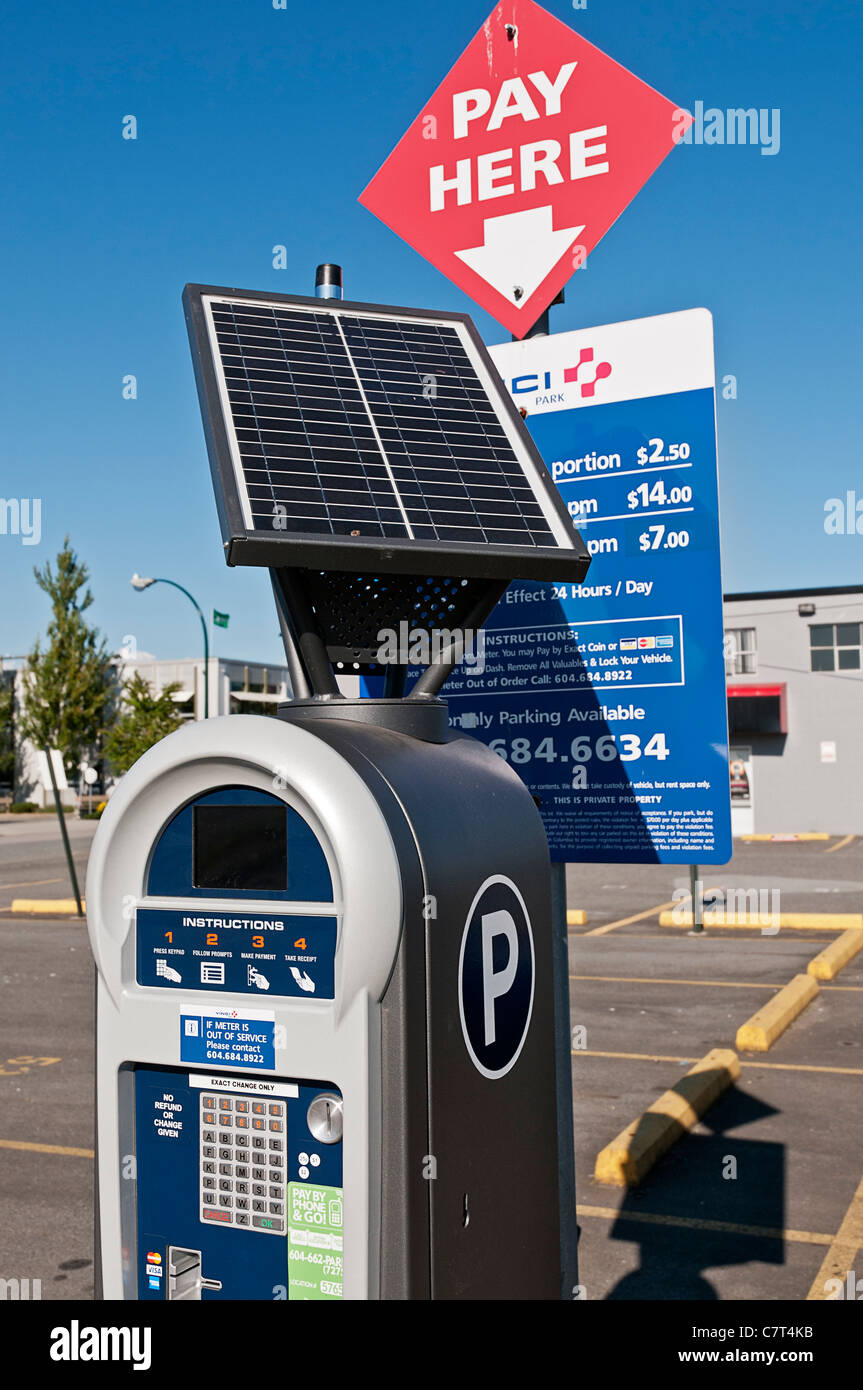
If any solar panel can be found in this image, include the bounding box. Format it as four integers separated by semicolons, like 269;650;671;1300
184;285;589;581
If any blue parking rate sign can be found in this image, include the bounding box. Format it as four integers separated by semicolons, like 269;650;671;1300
444;308;731;864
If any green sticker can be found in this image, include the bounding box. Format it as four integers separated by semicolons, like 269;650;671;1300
287;1182;343;1300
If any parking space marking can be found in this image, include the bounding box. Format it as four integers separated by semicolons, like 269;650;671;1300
742;833;830;842
574;973;783;991
0;877;65;892
571;973;863;993
806;1174;863;1301
825;835;855;854
0;1138;93;1158
660;910;863;930
0;1055;62;1077
577;1204;834;1247
574;1048;863;1076
620;932;830;943
584;898;678;936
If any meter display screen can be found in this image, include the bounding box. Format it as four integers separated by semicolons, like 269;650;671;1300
193;805;287;891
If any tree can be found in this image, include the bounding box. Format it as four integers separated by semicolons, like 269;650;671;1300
0;674;15;788
18;539;114;777
104;673;183;774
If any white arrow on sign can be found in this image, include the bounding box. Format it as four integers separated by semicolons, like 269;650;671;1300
454;206;585;307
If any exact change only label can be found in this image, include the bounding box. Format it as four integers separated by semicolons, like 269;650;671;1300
287;1183;343;1300
180;1007;275;1069
445;309;730;864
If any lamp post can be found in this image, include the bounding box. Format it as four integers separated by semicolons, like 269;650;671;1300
130;574;210;719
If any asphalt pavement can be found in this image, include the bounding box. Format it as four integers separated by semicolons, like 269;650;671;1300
0;815;860;1300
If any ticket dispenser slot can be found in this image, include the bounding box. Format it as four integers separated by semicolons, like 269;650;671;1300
167;1247;222;1300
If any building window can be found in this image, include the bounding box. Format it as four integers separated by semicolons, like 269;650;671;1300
810;622;862;671
724;628;757;675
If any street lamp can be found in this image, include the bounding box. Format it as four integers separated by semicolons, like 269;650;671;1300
130;574;210;719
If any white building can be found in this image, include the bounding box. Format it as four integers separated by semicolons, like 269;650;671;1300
119;653;291;720
724;584;863;835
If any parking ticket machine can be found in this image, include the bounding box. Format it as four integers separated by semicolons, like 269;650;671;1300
87;284;590;1299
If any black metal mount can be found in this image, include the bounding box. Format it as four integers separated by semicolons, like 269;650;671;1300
270;565;507;702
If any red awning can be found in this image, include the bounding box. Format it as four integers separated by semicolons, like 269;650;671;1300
727;684;784;699
726;683;787;734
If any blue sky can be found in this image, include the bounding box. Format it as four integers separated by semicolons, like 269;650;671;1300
1;0;860;667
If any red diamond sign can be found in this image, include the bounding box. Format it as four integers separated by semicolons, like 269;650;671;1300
359;1;691;337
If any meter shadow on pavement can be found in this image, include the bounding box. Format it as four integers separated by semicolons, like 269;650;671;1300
605;1086;783;1299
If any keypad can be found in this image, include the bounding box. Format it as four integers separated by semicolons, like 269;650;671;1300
199;1093;286;1234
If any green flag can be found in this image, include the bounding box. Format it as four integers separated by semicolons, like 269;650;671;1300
213;610;230;629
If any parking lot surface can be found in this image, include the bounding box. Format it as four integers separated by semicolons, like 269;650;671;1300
1;819;860;1299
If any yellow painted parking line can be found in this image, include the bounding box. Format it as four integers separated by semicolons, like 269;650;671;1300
566;909;588;926
0;1138;94;1159
580;931;831;945
808;929;863;981
661;910;863;930
807;1174;863;1300
826;834;855;854
577;1204;834;1248
0;877;65;892
570;972;863;993
574;973;778;991
574;1048;863;1076
585;897;678;936
742;833;830;842
594;1048;739;1187
577;1048;695;1064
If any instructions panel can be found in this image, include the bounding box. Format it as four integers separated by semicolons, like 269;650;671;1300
137;909;336;999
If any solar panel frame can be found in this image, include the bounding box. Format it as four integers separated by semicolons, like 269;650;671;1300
183;284;590;581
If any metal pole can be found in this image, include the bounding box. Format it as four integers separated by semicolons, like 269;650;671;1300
202;610;210;720
275;570;340;697
151;579;210;719
519;294;577;1295
689;862;704;934
550;860;578;1298
270;573;312;701
511;290;578;1289
45;749;83;917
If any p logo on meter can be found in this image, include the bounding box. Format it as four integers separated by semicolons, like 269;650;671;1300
459;875;535;1079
